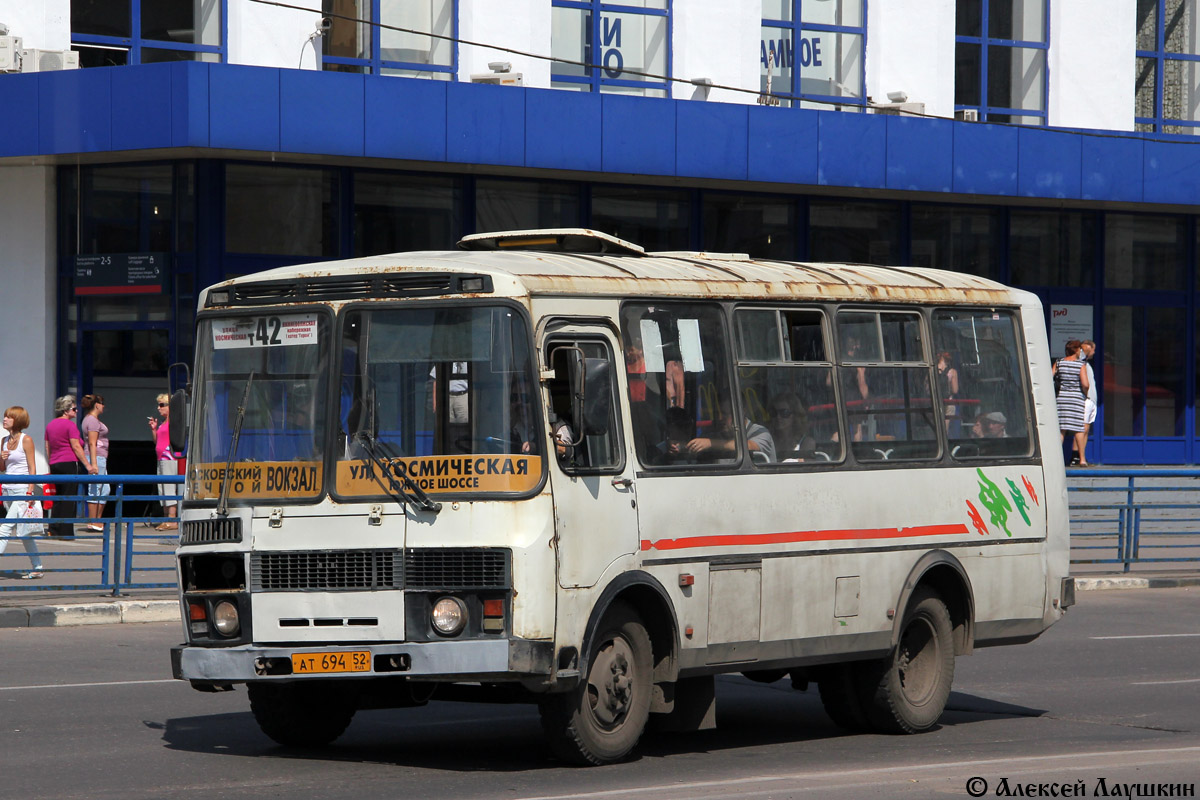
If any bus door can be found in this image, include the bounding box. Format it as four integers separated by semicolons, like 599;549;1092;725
541;324;638;589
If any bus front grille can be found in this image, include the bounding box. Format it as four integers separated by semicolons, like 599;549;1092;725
251;550;402;592
404;548;510;590
180;518;243;546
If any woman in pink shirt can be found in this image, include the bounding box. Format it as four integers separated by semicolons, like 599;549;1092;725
44;394;93;538
148;393;179;531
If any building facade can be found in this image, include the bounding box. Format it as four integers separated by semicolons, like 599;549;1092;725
2;0;1199;466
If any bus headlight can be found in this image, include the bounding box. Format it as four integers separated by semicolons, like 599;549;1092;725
212;600;240;637
431;596;467;636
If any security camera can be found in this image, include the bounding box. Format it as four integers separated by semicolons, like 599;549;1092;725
886;90;908;103
317;17;332;33
488;61;511;73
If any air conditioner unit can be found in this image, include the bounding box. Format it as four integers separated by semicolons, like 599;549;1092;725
872;102;926;117
0;35;22;72
955;108;980;122
470;72;523;86
21;48;79;72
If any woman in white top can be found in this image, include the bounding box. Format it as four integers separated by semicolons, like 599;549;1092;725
1;405;45;579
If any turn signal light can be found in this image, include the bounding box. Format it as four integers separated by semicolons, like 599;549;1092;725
483;599;504;617
188;602;206;621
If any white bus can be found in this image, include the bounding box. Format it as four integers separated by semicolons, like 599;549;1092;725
170;228;1074;765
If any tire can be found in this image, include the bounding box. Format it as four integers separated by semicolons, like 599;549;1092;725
539;602;653;766
866;588;955;734
817;663;872;732
247;680;358;747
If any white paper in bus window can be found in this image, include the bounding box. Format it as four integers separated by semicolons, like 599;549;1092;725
678;318;704;373
212;313;319;350
641;320;665;373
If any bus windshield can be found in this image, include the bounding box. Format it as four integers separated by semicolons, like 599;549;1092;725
189;312;331;503
334;305;543;498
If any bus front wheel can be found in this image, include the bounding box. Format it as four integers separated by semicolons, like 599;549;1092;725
867;587;955;733
247;680;357;747
539;602;653;766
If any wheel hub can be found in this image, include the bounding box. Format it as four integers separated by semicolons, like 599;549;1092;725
588;640;633;726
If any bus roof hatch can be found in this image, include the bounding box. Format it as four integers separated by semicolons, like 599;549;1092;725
458;228;646;256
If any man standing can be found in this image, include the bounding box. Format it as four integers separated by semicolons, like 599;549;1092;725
1074;340;1097;466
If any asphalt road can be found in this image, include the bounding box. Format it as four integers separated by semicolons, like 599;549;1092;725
1;588;1198;800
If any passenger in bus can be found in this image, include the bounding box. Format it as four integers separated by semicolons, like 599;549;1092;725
768;393;816;461
936;351;961;437
508;384;539;455
655;407;698;464
683;411;776;463
971;411;1008;438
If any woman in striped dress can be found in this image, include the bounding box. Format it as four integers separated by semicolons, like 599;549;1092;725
1054;339;1090;466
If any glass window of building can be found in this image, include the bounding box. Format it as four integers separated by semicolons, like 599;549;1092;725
808;199;900;265
955;0;1048;124
761;0;865;109
591;186;690;251
476;179;581;233
551;0;670;96
225;164;339;258
1104;213;1186;291
72;0;224;67
1136;0;1200;133
1009;210;1097;287
702;194;797;260
323;0;456;77
354;171;462;255
910;205;1003;281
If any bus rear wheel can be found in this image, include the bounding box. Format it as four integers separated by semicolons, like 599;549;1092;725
866;588;955;734
539;603;653;766
817;663;872;732
247;680;358;747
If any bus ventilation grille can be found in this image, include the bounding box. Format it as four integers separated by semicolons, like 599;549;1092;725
180;517;243;546
404;548;511;591
220;274;492;305
251;549;403;592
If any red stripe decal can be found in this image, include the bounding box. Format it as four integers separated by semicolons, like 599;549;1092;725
640;523;970;552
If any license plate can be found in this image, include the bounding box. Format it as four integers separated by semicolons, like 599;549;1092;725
291;651;371;675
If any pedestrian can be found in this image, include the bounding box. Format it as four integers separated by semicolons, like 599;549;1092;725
80;394;109;532
1073;340;1097;466
44;394;92;537
148;393;179;531
1;406;46;579
1053;340;1090;467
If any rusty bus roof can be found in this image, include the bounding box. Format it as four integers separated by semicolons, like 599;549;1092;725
206;249;1027;307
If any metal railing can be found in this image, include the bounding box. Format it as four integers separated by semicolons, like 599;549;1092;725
1;474;182;594
1068;468;1200;572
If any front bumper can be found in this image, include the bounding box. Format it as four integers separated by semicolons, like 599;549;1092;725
171;638;553;683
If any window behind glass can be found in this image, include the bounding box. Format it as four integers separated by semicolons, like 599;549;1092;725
837;310;938;462
734;307;843;466
334;305;543;499
933;308;1033;459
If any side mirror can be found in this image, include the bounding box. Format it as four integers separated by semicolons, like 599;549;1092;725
168;388;189;454
581;358;612;436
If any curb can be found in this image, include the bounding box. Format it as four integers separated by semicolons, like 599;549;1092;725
1074;575;1200;591
0;599;178;629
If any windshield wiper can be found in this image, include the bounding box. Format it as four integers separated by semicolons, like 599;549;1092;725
355;431;442;514
216;372;255;518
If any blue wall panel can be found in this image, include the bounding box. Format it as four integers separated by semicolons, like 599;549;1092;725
747;106;818;185
0;74;39;157
676;102;748;181
1018;128;1082;199
209;65;279;151
280;71;364;156
1144;139;1200;205
885;115;953;193
446;82;525;166
38;68;111;154
818;111;885;187
169;62;210;148
953;123;1018;195
1081;135;1142;202
111;64;173;151
601;94;675;176
364;78;447;162
525;89;601;172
